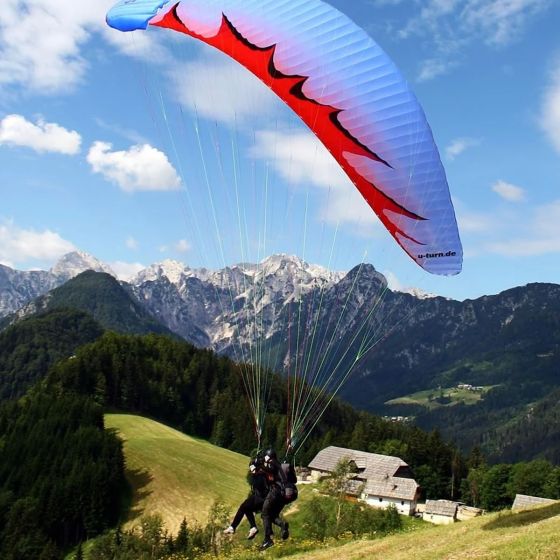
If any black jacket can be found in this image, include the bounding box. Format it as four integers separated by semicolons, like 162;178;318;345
251;470;269;500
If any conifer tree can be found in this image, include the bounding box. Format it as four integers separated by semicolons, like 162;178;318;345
175;518;189;552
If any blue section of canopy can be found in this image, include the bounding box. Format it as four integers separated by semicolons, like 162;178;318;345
106;0;171;31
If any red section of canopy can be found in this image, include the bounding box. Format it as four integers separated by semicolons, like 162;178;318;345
152;5;426;251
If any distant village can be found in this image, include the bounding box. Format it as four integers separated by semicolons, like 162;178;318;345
382;415;411;423
438;382;486;395
456;383;485;392
382;383;486;423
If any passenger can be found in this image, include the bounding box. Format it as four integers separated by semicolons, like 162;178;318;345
224;455;269;539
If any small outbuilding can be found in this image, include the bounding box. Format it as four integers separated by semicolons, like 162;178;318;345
457;504;484;521
423;500;459;525
512;494;557;511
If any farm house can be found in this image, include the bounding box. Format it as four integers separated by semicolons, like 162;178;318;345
308;446;421;515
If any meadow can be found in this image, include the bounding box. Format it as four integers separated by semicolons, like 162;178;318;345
102;414;560;560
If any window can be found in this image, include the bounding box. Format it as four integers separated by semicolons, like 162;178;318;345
379;498;383;502
401;501;405;506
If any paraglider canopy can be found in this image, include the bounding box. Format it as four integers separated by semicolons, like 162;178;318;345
105;0;464;456
107;0;463;276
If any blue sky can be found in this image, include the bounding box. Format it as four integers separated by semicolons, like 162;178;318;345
0;0;559;301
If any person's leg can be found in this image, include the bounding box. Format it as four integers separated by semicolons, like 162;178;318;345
225;497;252;533
253;496;264;515
246;495;264;539
261;490;278;548
278;517;289;540
245;509;256;527
245;502;259;539
271;502;289;540
246;519;259;540
243;495;258;527
261;499;273;539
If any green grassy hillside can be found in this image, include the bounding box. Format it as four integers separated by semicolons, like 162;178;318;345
104;414;560;560
293;504;560;560
105;414;250;534
386;385;494;410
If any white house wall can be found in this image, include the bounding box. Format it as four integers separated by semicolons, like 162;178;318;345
423;513;456;525
363;494;415;516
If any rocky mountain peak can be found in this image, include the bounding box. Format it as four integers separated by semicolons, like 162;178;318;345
258;254;342;281
50;251;115;282
397;287;440;300
260;253;304;271
133;260;188;286
339;263;386;289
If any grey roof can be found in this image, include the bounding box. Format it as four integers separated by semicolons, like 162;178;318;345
457;505;483;518
512;494;557;511
308;446;407;479
309;446;418;502
424;500;460;517
364;476;419;501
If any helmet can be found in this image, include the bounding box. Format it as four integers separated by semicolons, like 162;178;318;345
263;449;277;465
249;456;260;472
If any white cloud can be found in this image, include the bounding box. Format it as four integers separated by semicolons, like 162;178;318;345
0;114;81;154
157;239;191;255
457;209;496;234
110;260;146;281
463;0;550;46
540;57;560;154
0;0;166;95
534;200;560;236
0;0;114;93
418;58;456;82
126;236;139;250
251;130;349;191
175;239;191;253
488;237;560;256
251;129;381;233
0;220;75;267
459;198;560;257
383;270;404;291
445;137;480;160
399;0;465;42
398;0;551;81
102;25;167;62
492;180;526;202
453;197;503;234
87;141;181;192
170;51;280;125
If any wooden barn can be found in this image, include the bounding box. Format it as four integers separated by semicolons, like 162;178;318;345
308;446;420;515
423;500;460;525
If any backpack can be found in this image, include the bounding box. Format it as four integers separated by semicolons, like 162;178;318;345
280;463;298;504
282;483;298;503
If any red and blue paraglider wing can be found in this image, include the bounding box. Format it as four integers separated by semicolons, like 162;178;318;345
107;0;463;276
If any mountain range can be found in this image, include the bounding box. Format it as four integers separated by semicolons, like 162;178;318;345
1;251;559;460
0;252;114;318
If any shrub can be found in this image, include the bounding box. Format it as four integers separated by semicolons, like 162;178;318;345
300;495;402;541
